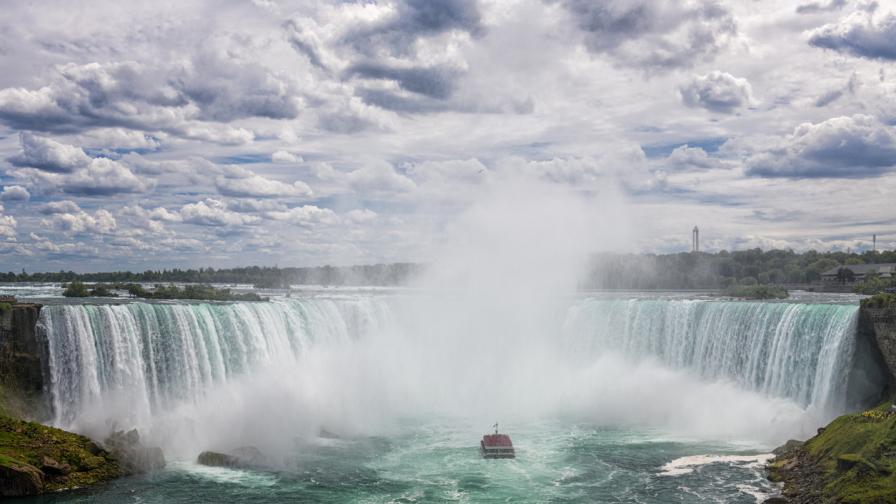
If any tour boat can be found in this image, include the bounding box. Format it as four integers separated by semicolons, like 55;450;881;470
480;423;515;459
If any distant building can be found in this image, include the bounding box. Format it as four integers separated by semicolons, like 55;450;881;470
820;263;896;284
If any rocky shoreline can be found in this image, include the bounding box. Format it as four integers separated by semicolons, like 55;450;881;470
0;415;123;497
764;403;896;503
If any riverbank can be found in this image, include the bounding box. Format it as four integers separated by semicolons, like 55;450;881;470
0;415;123;496
766;401;896;503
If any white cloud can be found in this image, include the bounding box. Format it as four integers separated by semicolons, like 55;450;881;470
0;185;30;201
345;161;417;193
61;157;154;195
265;205;338;226
43;208;117;235
0;214;16;240
179;199;260;226
40;200;81;214
272;150;303;163
215;174;312;198
664;146;726;171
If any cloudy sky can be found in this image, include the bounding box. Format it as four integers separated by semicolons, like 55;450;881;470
0;0;895;271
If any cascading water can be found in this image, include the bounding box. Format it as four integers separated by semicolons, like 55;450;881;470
39;297;397;431
36;294;879;459
561;299;861;414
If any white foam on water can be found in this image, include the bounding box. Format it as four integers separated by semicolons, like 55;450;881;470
659;453;775;477
169;461;279;487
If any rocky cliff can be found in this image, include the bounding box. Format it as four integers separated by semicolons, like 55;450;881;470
0;304;50;421
861;305;896;393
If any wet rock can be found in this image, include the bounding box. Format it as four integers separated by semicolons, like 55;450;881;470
197;451;240;468
40;455;71;476
772;440;804;456
0;457;45;497
762;497;788;504
197;446;269;468
104;429;165;473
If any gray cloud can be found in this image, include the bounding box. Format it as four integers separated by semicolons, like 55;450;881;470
809;11;896;60
345;0;484;55
345;63;460;99
8;132;91;173
284;20;329;71
558;0;737;69
796;0;847;14
355;88;452;114
680;71;754;113
745;115;896;178
0;52;297;139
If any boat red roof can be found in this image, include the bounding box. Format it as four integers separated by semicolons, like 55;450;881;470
482;434;513;447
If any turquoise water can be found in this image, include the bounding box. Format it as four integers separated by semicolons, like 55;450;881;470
18;293;878;503
14;421;778;503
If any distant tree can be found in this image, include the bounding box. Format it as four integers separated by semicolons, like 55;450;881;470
740;276;758;286
62;281;89;297
836;267;855;284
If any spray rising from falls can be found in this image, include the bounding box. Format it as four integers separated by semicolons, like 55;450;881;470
37;295;876;455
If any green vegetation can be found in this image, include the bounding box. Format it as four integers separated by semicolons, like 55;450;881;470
0;302;11;314
0;415;123;495
2;263;423;287
861;293;896;310
124;283;266;302
788;403;896;503
586;248;896;289
721;285;789;299
854;274;896;295
61;281;89;297
61;281;117;298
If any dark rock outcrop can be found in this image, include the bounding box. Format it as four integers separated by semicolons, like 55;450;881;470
197;451;241;468
0;457;44;497
40;455;72;476
860;305;896;392
197;446;268;469
0;303;50;420
103;429;165;473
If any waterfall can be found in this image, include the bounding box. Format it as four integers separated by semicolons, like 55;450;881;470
562;298;861;413
37;295;869;441
39;297;396;429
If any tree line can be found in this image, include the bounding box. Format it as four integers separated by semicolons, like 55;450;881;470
2;263;424;288
582;248;896;290
3;249;895;292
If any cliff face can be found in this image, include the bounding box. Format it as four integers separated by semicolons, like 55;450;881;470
0;304;50;421
859;306;896;393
